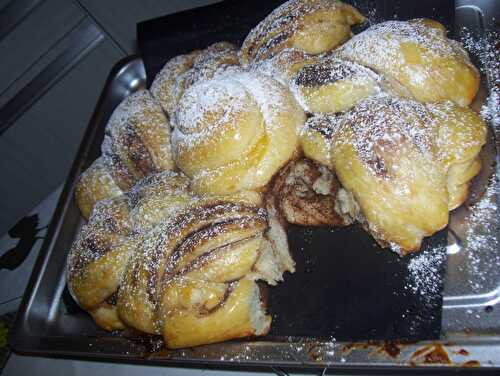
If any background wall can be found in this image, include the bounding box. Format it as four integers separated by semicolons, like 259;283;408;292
0;0;219;235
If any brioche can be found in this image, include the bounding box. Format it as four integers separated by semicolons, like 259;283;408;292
118;198;269;335
240;0;365;65
336;19;480;106
301;97;486;253
151;42;239;117
150;50;201;116
172;69;306;194
67;196;136;330
161;278;270;348
428;102;487;209
75;90;174;219
254;48;381;114
68;171;292;347
74;156;125;219
102;90;174;179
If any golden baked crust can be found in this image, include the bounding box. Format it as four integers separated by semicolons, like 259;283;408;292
117;198;268;334
428;102;487;209
336;19;480;106
240;0;365;65
183;42;240;88
74;157;125;220
301;97;486;253
161;278;270;348
151;42;239;117
254;48;380;114
67;196;136;330
68;171;292;347
172;69;306;194
103;90;174;180
150;50;201;116
75;90;174;219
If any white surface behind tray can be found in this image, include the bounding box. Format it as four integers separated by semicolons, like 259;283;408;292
0;186;62;315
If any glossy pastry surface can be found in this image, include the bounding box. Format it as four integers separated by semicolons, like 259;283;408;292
337;19;480;106
240;0;365;65
254;48;381;114
172;69;306;194
301;97;486;253
151;42;239;117
75;90;174;219
68;171;291;347
74;156;125;220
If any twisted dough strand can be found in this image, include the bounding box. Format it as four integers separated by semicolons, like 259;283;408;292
68;171;292;347
337;19;480;106
172;69;306;194
240;0;365;65
300;97;487;253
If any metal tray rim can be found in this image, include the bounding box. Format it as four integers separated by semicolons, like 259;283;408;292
8;54;142;351
8;0;500;370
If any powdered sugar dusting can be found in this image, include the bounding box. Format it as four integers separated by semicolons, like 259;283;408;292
172;75;249;144
455;29;499;292
184;42;239;87
407;247;446;298
339;19;460;66
303;96;438;177
339;96;436;178
76;156;124;201
460;29;499;128
250;48;304;86
462;178;499;292
67;195;134;277
105;90;164;136
101;89;174;181
171;68;304;192
68;168;291;337
240;0;364;64
151;42;240;117
254;49;382;113
293;55;378;87
69;0;500;350
151;51;200;115
232;71;288;127
337;19;478;105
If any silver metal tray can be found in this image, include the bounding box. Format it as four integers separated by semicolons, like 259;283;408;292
9;1;500;372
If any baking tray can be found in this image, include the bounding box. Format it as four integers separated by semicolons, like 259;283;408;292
9;1;500;373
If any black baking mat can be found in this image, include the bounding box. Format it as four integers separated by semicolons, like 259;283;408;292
137;0;454;85
138;0;287;87
267;225;447;340
137;0;453;341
